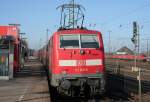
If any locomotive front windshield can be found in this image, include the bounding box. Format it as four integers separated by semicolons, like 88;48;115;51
60;34;100;48
60;35;79;48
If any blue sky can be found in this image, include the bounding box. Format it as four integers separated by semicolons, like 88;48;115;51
0;0;150;52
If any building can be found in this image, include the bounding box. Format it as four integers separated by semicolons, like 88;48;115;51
115;46;134;55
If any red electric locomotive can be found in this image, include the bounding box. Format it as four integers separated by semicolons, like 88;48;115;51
48;29;105;96
45;0;105;97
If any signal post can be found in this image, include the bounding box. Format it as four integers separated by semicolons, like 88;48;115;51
131;21;142;102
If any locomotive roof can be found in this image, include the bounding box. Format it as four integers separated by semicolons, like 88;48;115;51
55;28;101;34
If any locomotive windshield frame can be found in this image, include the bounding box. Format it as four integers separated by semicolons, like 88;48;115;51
60;34;100;49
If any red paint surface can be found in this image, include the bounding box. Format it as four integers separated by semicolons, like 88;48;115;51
0;26;20;44
47;29;105;75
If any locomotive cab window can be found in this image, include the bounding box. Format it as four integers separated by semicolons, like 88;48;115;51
81;35;99;48
60;34;100;48
60;35;79;48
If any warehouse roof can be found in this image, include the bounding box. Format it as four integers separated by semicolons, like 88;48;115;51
115;46;134;55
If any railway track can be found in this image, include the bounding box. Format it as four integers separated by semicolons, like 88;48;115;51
105;60;150;102
106;59;150;70
49;94;129;102
106;73;150;94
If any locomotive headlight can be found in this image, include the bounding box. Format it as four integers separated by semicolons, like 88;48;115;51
80;50;85;55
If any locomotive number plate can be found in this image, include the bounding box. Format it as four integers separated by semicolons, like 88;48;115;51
75;68;88;72
76;60;86;66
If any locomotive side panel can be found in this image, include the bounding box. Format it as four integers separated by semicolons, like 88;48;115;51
49;35;58;86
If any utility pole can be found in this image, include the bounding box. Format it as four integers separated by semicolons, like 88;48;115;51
39;38;42;50
143;39;150;58
108;30;111;54
146;39;149;58
46;29;49;44
137;25;140;56
131;21;141;102
137;24;142;102
147;40;149;57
